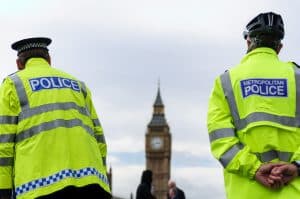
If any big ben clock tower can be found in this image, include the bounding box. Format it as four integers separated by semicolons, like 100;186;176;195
146;86;171;199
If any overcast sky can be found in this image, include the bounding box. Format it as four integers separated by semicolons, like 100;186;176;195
1;1;300;199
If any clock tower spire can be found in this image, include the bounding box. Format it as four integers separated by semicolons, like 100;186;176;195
145;84;172;199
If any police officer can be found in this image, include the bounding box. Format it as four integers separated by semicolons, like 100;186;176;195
0;37;111;199
207;12;300;198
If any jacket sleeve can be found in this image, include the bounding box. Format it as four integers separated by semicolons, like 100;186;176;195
85;87;108;171
290;140;300;164
0;78;19;192
207;76;261;179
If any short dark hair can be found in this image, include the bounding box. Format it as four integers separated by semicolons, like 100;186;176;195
248;34;281;52
17;48;50;65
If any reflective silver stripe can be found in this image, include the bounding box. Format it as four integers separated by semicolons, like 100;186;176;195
19;102;89;121
0;115;18;124
0;134;15;143
93;119;101;127
80;81;87;99
80;81;91;117
294;65;300;125
9;74;29;110
95;134;106;144
220;71;240;125
259;150;277;162
209;128;235;142
102;157;106;167
257;150;293;162
236;112;295;130
219;143;243;168
278;151;292;162
16;119;94;143
0;157;13;166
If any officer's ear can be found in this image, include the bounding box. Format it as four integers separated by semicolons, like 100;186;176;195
16;58;25;70
246;37;251;47
246;37;255;53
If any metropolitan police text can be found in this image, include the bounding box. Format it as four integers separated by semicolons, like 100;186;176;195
241;78;288;98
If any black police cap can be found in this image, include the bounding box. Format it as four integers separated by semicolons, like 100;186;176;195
11;37;52;55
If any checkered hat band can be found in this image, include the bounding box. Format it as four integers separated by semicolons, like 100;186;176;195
18;43;48;52
15;167;109;196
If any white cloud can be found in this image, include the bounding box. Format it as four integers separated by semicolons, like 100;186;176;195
110;164;144;198
172;166;226;199
108;136;145;153
107;154;121;165
172;141;211;157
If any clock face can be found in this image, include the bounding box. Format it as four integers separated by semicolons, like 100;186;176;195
150;137;163;150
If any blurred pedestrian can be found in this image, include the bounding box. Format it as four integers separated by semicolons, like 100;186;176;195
136;170;156;199
168;187;176;199
167;180;185;199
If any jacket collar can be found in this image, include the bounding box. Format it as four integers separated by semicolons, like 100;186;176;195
241;47;279;64
25;58;50;68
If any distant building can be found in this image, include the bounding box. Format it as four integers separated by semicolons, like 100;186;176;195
109;86;172;199
145;86;172;199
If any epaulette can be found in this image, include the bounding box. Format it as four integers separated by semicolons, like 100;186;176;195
7;71;18;77
2;71;18;83
292;62;300;68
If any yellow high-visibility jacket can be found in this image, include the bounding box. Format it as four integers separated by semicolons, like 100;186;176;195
207;47;300;199
0;58;111;199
